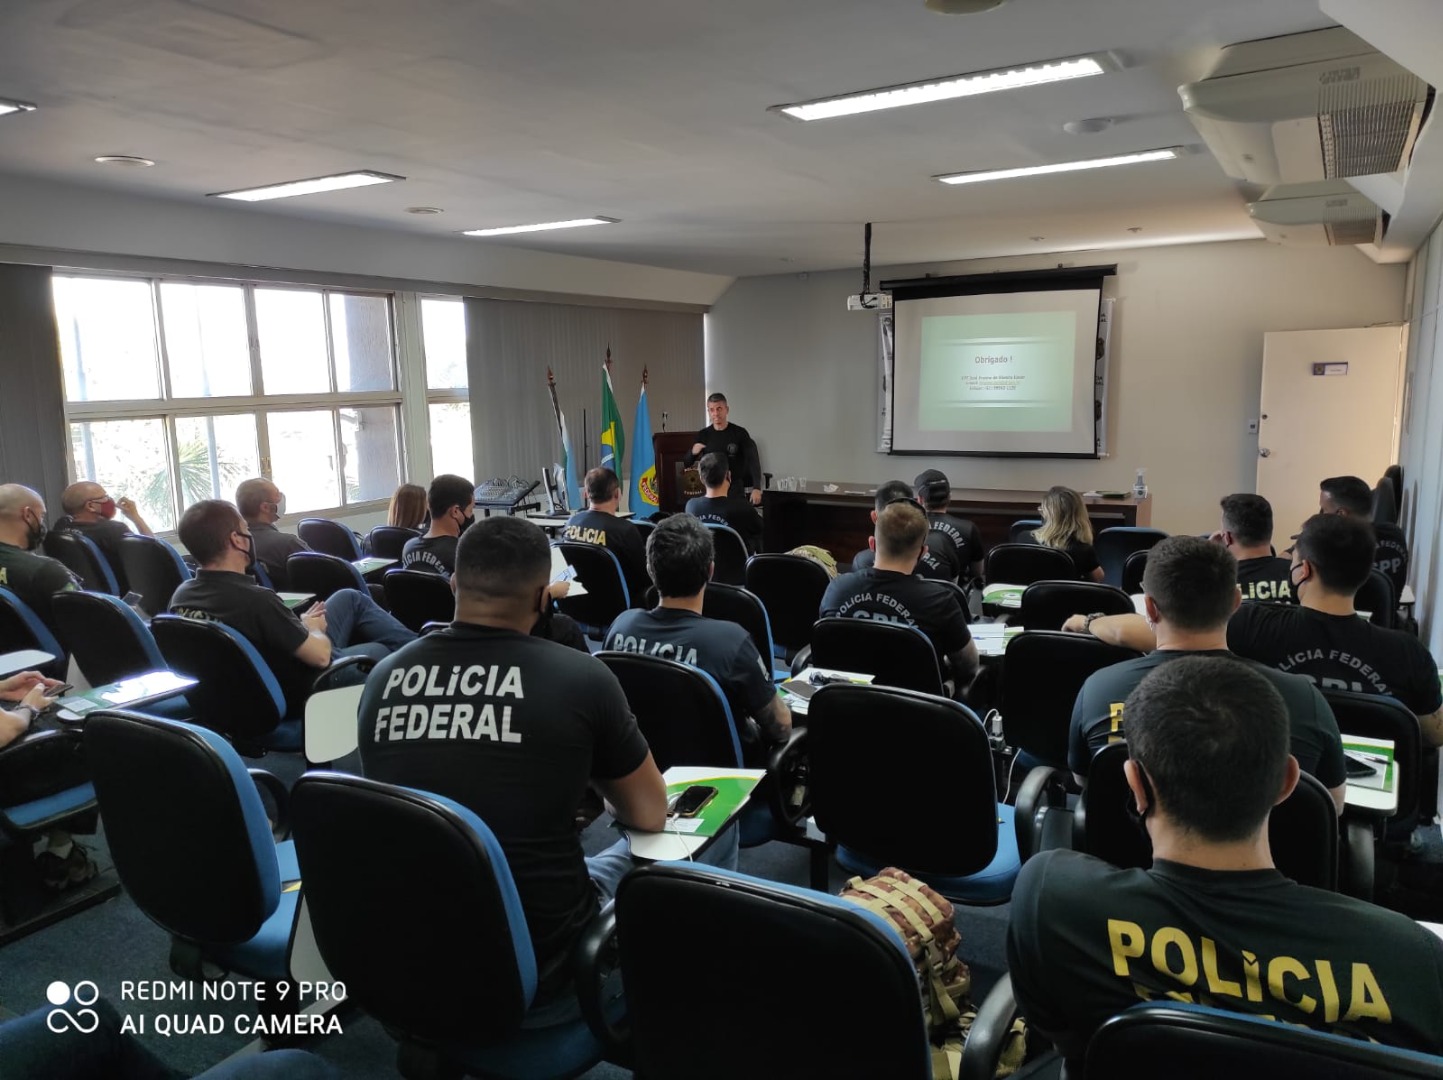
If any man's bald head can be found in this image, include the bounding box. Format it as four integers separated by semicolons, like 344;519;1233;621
60;481;104;515
0;484;44;519
235;478;279;521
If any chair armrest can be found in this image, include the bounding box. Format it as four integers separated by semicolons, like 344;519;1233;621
765;727;811;828
247;768;291;842
311;654;375;694
789;645;812;677
959;974;1028;1080
420;621;449;636
575;900;630;1061
1014;766;1071;862
1340;813;1375;902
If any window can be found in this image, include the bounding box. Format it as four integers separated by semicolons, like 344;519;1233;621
56;275;404;522
421;297;474;478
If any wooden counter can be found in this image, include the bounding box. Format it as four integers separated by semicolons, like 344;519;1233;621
761;483;1151;559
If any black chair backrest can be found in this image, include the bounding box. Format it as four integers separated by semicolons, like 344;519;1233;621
985;543;1076;586
705;524;748;586
616;863;932;1079
1372;476;1399;526
0;587;66;679
744;553;832;653
634;520;657;546
290;772;533;1043
1009;519;1042;543
286;551;367;601
597;652;742;770
809;616;943;695
700;583;774;669
1018;580;1134;632
382;569;455;633
1078;742;1340;890
808;683;1000;877
83;711;277;945
1000;632;1141;768
151;614;289;740
52;591;166;687
1094;527;1169;588
298;517;363;560
1324;689;1421;825
1121;549;1148;595
1355;568;1396;628
43;530;118;594
1087;1001;1443;1080
117;533;191;616
1383;464;1405;518
366;525;419;561
555;542;631;629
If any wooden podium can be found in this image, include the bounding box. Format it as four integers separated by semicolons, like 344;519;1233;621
654;432;705;513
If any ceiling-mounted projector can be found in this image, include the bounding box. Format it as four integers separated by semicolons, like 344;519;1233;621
1248;180;1381;247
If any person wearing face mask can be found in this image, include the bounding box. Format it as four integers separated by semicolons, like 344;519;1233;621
0;484;79;634
169;501;417;716
235;477;310;590
57;480;154;593
400;474;475;577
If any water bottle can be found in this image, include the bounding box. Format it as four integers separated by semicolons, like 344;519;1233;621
1133;468;1148;499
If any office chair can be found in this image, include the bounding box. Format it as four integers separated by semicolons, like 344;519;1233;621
298;518;363;561
366;525;419;561
1324;689;1421;836
83;712;301;990
286;551;369;603
807;683;1020;903
633;519;657;547
1009;518;1043;543
0;588;67;681
1120;549;1148;595
704;523;749;586
809;616;944;696
42;530;119;595
613;863;932;1079
1354;567;1396;628
555;543;631;635
116;533;192;616
1372;476;1399;527
999;631;1141;771
983;543;1075;586
1094;527;1168;588
50;592;191;720
744;553;832;660
382;569;454;633
1384;464;1405;519
289;772;615;1080
1017;580;1133;632
1086;1001;1443;1079
701;582;788;681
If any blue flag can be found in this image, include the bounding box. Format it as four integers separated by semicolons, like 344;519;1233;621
630;369;659;519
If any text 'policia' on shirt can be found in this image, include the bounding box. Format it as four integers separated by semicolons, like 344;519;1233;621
369;663;525;744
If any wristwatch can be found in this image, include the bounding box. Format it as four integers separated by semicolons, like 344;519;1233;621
12;703;38;729
1082;612;1107;633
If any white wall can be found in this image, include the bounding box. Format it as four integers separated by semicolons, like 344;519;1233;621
706;240;1406;535
0;173;733;307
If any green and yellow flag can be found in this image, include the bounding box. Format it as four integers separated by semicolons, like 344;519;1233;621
599;347;626;476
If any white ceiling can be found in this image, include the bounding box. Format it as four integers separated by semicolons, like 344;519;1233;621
0;0;1366;277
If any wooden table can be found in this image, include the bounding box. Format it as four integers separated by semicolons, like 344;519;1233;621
761;482;1151;558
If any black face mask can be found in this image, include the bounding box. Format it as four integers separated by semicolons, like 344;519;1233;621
234;533;256;572
459;513;475;534
24;511;46;552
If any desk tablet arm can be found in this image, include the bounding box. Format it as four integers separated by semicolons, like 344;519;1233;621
247;768;290;842
575;900;630;1063
959;974;1038;1080
767;727;811;829
0;727;92;839
1014;766;1073;863
789;645;813;678
311;654;375;694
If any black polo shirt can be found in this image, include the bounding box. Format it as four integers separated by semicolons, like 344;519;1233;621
926;511;986;574
401;534;458;577
851;531;962;583
1236;555;1295;604
170;570;314;715
685;496;763;553
820;567;971;658
684;423;762;492
249;523;309;591
563;510;649;602
357;623;649;987
0;543;78;635
1373;521;1409;598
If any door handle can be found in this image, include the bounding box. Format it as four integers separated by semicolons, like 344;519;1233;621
1259;448;1272;458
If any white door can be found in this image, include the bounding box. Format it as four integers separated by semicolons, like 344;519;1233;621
1257;326;1404;540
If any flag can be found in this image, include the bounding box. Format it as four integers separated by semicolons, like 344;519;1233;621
546;368;581;511
630;367;659;519
599;347;626;477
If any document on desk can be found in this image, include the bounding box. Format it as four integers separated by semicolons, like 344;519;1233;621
982;583;1024;609
626;767;765;861
970;622;1023;657
549;548;587;597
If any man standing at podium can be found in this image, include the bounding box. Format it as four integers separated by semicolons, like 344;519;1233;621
684;393;763;506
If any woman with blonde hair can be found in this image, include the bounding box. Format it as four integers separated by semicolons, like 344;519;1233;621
387;482;428;530
1032;486;1103;582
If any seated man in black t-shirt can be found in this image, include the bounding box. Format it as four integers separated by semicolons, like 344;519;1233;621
563;467;649;603
169;500;417;716
684;452;763;554
57;480;154;594
0;484;79;636
1320;474;1409;599
1211;492;1294;603
822;500;978;690
358;516;667;996
849;480;961;583
1011;657;1443;1068
913;469;985;583
401;473;474;576
1068;536;1345;811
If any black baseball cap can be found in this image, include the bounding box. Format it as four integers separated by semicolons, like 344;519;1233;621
914;469;951;501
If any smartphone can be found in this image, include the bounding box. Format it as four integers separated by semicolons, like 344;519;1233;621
1344;751;1380;778
48;683;74;698
668;785;718;818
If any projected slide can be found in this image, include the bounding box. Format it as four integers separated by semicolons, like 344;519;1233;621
918;311;1076;433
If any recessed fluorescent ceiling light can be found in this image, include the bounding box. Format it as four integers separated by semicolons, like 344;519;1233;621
462;217;618;237
936;147;1180;185
0;98;37;117
209;170;403;202
771;53;1115;121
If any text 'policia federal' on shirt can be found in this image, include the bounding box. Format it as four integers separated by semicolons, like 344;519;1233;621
368;661;526;743
820;567;971;656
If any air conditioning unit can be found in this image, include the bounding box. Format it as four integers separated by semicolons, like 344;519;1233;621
1248;181;1381;246
1179;27;1431;186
